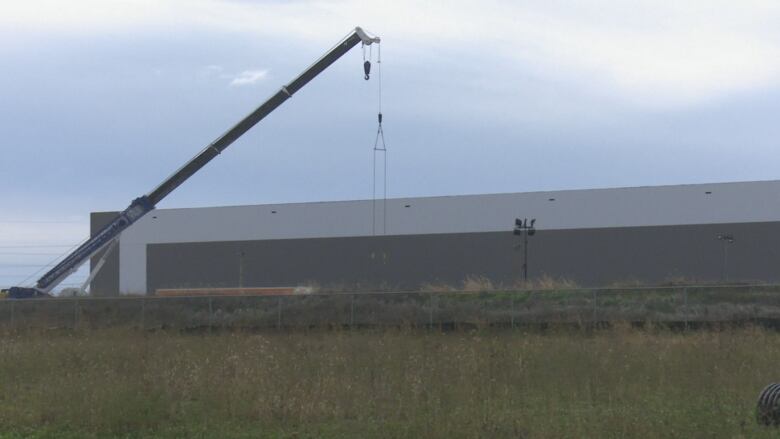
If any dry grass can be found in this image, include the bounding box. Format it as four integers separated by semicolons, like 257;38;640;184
9;284;780;332
418;282;456;292
461;275;495;292
422;275;578;293
518;274;579;290
0;326;778;438
607;278;648;288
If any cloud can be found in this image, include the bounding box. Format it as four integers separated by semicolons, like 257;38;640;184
198;65;268;86
228;69;269;87
2;0;780;107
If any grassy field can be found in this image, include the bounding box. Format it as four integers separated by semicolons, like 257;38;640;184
0;326;779;438
6;284;780;331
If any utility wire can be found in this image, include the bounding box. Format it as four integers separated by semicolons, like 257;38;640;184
17;237;89;287
0;220;84;224
0;264;57;268
0;253;63;256
0;245;81;249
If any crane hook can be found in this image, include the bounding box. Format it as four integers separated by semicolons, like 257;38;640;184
364;60;371;80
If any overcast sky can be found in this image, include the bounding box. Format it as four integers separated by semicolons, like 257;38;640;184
1;0;780;288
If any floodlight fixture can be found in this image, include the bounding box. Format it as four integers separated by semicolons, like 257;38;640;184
513;217;538;282
717;234;734;244
716;233;735;281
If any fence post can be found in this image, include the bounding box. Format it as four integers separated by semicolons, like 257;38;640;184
683;288;688;331
510;294;515;329
428;294;434;328
277;297;282;329
140;298;145;330
592;290;598;325
9;300;14;330
350;294;355;329
73;297;79;329
208;297;213;332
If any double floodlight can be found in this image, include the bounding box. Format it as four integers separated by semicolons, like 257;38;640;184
514;218;536;236
717;234;735;243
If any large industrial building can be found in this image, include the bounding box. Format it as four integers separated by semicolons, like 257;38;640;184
90;180;780;295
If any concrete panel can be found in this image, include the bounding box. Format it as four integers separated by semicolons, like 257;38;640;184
119;180;780;293
146;221;780;293
89;211;120;296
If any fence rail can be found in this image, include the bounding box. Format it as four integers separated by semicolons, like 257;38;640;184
2;284;780;330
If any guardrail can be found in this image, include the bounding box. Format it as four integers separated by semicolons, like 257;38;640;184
2;284;780;330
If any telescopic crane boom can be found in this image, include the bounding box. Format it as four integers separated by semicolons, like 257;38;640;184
8;27;380;298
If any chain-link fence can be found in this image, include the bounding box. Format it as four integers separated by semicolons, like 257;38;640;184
2;284;780;330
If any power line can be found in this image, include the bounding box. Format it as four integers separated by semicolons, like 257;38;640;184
0;264;57;268
0;245;80;249
0;220;84;224
0;253;63;256
0;275;87;279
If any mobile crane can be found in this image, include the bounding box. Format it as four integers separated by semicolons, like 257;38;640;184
4;27;380;299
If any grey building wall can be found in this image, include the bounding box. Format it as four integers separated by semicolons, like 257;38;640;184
89;211;120;296
115;180;780;293
90;180;780;294
145;221;780;292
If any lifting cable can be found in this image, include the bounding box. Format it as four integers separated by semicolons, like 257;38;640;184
365;42;387;235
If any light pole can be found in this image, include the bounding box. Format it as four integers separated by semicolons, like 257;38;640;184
716;234;734;282
238;249;245;288
514;218;536;283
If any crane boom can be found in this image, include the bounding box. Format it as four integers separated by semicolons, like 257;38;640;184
8;27;380;297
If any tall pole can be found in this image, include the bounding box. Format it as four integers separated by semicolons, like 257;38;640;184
716;234;734;282
523;229;528;282
514;218;536;285
238;250;245;288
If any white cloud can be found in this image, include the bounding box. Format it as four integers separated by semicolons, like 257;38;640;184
2;0;780;107
198;65;268;86
228;69;269;87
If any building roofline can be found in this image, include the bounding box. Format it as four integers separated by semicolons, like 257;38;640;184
93;178;780;215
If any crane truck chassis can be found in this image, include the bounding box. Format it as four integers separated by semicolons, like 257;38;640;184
3;27;380;299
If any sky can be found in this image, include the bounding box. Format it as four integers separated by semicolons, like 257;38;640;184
1;0;780;289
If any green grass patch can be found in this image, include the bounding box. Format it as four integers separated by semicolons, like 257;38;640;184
0;327;778;437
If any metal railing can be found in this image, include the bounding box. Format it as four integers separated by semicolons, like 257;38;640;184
2;284;780;330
